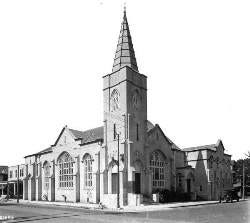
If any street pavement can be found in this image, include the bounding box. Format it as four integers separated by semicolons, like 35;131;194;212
0;200;249;223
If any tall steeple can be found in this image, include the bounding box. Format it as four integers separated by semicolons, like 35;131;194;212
112;7;138;72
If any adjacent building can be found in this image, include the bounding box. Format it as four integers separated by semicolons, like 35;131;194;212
0;166;8;196
8;165;25;198
183;140;232;200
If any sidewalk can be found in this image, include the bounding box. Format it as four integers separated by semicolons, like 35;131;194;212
6;199;99;210
5;199;221;213
123;200;219;212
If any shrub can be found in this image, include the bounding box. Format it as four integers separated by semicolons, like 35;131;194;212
152;189;192;203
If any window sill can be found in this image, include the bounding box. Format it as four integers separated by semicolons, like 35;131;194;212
57;187;74;190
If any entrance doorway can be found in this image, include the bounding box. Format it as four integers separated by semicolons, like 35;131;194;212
135;173;141;194
112;173;118;194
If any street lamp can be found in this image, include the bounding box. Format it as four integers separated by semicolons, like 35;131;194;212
114;131;120;209
17;165;19;203
117;133;120;209
242;159;245;200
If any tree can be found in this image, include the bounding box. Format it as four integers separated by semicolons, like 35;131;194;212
232;158;250;191
245;151;250;158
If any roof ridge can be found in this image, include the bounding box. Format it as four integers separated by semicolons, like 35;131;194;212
25;121;159;158
69;126;103;135
183;144;216;150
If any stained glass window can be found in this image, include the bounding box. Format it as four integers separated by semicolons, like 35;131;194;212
58;152;74;188
83;154;92;188
43;161;50;190
150;151;165;189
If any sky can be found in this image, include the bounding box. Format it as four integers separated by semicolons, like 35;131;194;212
0;0;250;166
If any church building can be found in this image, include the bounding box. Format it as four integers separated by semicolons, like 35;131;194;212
21;9;232;207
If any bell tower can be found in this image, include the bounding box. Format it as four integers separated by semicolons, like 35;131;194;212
101;8;147;205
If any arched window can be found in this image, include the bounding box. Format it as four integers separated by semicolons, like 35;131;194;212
110;89;120;112
58;152;74;188
150;151;165;189
43;161;50;190
208;156;213;169
83;154;92;188
131;89;141;110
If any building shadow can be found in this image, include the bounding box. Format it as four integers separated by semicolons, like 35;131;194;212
13;213;80;223
104;211;138;215
194;151;208;200
0;202;20;206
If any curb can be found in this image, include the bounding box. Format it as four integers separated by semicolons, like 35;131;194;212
3;199;239;213
122;201;220;213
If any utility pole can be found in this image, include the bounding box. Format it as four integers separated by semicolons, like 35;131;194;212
243;159;245;200
17;165;19;203
117;133;120;209
7;181;9;201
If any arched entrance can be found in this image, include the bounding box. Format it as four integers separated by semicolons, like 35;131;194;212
133;159;143;194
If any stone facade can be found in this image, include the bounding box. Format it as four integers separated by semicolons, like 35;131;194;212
13;9;233;208
183;140;232;200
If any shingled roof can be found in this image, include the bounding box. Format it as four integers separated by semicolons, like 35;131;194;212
24;121;168;158
69;121;154;145
182;139;228;153
182;144;217;152
69;126;103;145
38;147;53;154
24;146;53;158
25;126;104;158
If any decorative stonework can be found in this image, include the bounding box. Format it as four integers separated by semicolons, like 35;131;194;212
110;89;120;112
131;89;141;110
134;150;144;161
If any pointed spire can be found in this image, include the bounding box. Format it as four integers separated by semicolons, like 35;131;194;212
112;7;139;72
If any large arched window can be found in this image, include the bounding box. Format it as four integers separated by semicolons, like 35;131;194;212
83;154;92;188
150;151;165;189
43;161;50;190
58;152;74;188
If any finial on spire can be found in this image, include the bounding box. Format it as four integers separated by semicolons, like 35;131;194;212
123;2;126;15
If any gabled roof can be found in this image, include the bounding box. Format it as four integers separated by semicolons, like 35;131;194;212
147;124;181;151
112;7;138;72
182;144;217;152
69;126;103;145
182;140;229;154
24;126;104;158
24;121;171;158
70;121;154;145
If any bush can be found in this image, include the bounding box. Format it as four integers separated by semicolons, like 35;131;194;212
152;189;192;203
152;189;173;203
